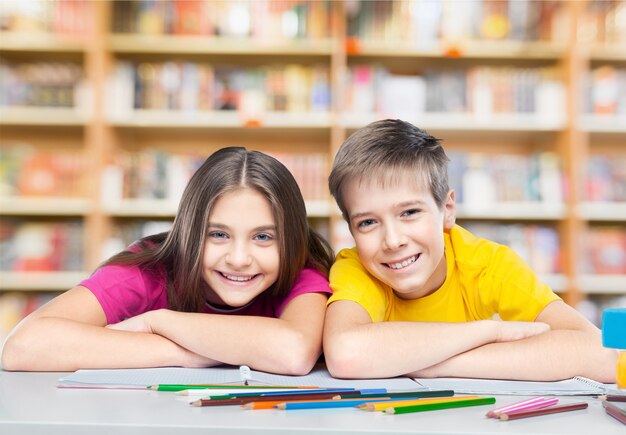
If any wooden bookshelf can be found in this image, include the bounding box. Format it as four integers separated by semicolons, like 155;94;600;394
0;0;624;316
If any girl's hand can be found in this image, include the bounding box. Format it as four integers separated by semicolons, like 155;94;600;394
106;311;158;334
179;348;221;368
494;320;550;343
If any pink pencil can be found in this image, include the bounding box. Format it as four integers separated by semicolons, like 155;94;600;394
486;397;558;418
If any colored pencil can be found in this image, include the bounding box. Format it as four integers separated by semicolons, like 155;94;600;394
276;398;395;410
603;401;626;425
486;397;558;418
498;402;588;421
340;389;454;400
600;394;626;403
603;401;626;417
385;397;496;415
190;392;350;407
359;396;482;412
201;388;357;400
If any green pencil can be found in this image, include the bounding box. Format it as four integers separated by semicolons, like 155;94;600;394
385;397;496;415
340;390;455;400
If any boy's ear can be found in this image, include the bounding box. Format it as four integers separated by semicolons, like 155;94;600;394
443;190;457;230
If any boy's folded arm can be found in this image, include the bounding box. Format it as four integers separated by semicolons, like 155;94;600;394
323;300;548;379
409;301;617;383
1;287;217;371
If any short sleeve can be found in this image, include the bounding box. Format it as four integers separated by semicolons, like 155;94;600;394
477;245;561;321
78;264;168;324
327;248;388;322
275;267;332;317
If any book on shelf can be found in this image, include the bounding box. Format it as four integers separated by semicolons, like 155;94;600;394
585;226;626;275
344;65;565;117
0;60;84;108
586;154;626;202
346;0;565;44
110;0;331;40
463;222;561;275
586;66;626;116
0;219;84;272
11;149;87;198
108;61;330;115
447;151;564;209
0;0;91;36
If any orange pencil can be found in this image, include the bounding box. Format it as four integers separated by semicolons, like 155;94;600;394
242;397;393;410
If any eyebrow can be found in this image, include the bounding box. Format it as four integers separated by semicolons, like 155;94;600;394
349;200;427;221
208;223;277;232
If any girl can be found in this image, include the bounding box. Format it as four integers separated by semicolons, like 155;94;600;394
2;147;334;374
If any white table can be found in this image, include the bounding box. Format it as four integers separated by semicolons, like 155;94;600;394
1;370;624;435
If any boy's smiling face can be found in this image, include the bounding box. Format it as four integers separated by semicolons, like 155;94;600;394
343;172;456;300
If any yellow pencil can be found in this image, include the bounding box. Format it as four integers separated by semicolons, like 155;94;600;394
358;395;481;412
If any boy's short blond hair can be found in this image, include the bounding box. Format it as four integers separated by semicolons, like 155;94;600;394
329;119;450;221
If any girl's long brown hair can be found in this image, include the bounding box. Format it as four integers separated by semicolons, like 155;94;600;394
102;147;334;312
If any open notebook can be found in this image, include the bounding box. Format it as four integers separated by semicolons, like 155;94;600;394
413;376;619;396
58;365;421;390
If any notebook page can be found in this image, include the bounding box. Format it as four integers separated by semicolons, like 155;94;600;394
58;367;242;388
412;376;610;396
58;366;422;390
250;366;423;390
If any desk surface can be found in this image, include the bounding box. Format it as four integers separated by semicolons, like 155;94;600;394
1;370;624;435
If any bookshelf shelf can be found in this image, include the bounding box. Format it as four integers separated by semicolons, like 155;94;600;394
342;113;566;133
351;40;567;60
103;199;333;219
457;203;566;221
578;202;626;222
580;115;626;134
0;107;88;127
577;275;626;295
589;44;626;62
109;110;333;129
0;198;91;216
0;32;86;53
0;271;89;291
109;34;334;56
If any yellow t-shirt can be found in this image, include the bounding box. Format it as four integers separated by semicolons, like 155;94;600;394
328;225;560;323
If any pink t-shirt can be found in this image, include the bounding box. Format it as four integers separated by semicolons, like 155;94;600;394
79;265;331;325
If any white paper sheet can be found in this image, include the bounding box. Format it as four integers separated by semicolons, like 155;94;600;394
412;376;616;396
58;365;422;390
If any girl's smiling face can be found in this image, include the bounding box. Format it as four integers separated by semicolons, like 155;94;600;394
343;173;456;300
202;188;280;307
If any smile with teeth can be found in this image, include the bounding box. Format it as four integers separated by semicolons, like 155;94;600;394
220;272;256;282
386;255;418;270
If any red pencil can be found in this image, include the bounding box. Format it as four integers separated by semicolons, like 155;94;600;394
601;394;626;403
498;402;588;421
604;403;626;425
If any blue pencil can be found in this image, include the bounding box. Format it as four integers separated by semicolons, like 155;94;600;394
276;398;395;410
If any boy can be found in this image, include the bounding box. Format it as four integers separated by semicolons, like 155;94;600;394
323;119;616;382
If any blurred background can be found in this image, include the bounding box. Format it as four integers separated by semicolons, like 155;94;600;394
0;0;624;342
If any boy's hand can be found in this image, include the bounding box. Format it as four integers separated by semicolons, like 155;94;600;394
494;320;550;343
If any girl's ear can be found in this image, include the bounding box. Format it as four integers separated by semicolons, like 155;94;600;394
443;190;457;230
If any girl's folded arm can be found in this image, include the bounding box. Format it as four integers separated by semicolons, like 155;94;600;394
113;292;329;376
1;286;217;371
